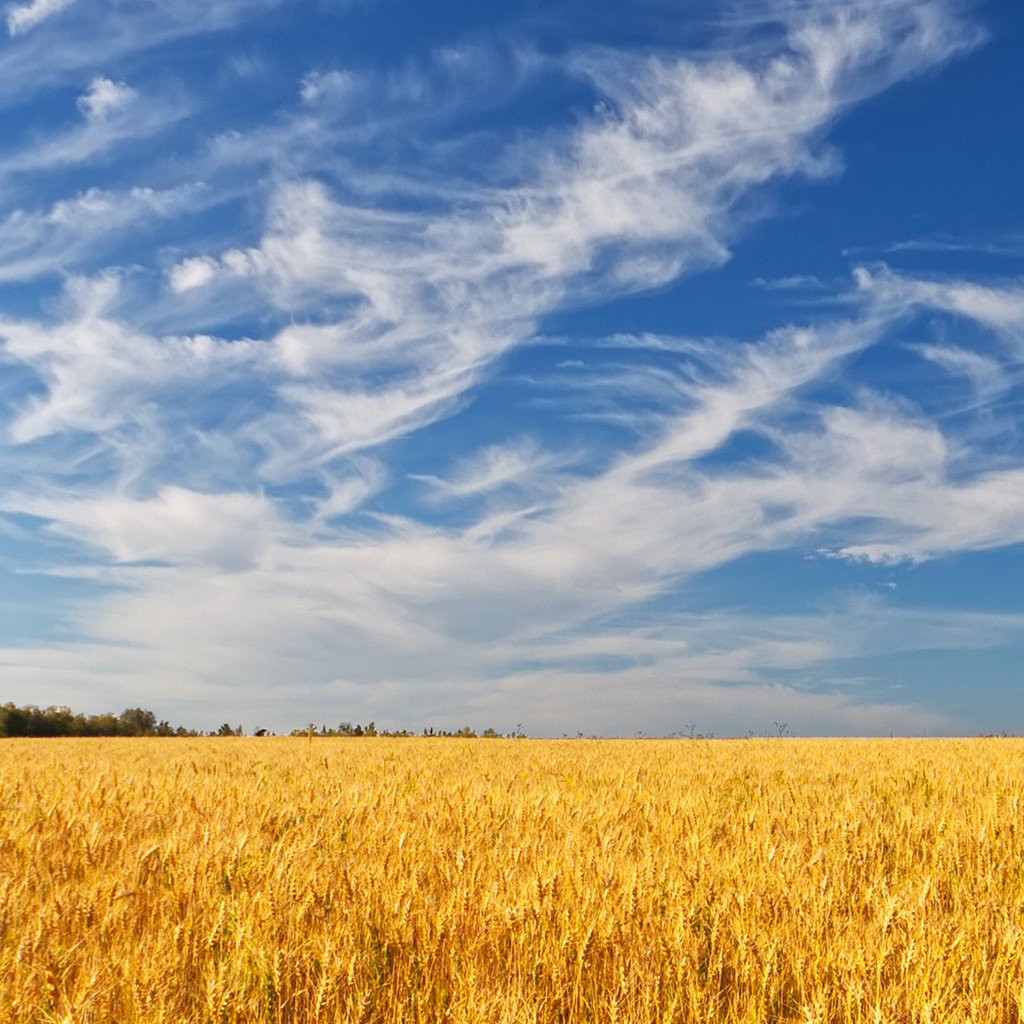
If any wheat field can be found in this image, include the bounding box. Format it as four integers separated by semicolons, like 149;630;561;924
2;737;1024;1023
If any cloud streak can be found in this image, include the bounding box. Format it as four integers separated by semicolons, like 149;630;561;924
6;0;75;37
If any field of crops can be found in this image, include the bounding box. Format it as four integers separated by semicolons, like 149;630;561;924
2;737;1024;1023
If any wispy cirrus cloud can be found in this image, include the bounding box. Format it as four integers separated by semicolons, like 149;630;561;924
410;439;570;501
855;264;1024;346
0;0;290;105
6;260;1024;731
0;78;189;187
5;0;75;37
147;0;978;472
0;273;263;461
0;184;205;284
12;486;282;571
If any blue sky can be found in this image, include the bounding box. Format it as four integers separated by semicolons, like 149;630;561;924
0;0;1022;736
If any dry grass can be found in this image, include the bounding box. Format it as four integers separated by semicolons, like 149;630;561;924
2;737;1024;1023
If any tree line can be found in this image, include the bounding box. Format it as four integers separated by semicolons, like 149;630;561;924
0;704;525;739
0;704;199;738
290;722;518;738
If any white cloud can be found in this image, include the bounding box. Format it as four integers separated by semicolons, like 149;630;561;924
913;343;1010;403
76;76;136;120
10;486;281;571
168;255;219;293
752;274;826;291
5;0;74;37
0;0;290;106
0;185;204;284
411;440;565;500
829;545;926;567
0;273;263;447
0;83;186;177
854;264;1024;346
299;69;359;105
0;563;1015;733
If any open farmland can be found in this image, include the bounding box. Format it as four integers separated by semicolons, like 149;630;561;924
2;738;1024;1023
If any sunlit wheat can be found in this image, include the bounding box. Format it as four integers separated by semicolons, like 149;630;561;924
1;738;1023;1023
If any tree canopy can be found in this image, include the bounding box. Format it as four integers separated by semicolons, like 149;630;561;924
0;704;198;738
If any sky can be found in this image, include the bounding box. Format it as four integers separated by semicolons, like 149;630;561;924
0;0;1022;737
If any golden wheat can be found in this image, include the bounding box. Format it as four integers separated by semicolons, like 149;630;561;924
1;737;1023;1023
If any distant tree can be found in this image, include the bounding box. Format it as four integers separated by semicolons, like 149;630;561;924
0;703;29;736
119;708;157;736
